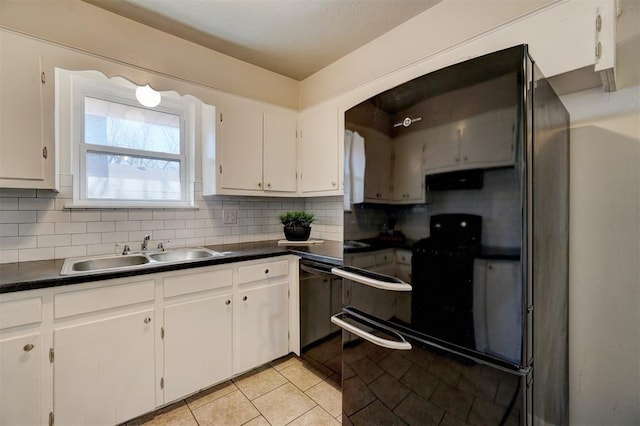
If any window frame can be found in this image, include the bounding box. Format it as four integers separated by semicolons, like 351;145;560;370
69;73;195;208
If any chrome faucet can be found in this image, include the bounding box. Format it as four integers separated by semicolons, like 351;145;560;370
141;235;151;251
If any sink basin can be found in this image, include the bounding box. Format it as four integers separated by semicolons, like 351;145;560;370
148;248;222;263
67;254;150;273
60;247;224;275
344;240;371;250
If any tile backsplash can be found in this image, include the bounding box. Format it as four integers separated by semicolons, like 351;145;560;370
0;174;343;264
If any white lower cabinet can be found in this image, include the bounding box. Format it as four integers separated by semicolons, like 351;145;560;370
0;333;42;426
0;255;298;426
163;293;232;402
234;258;291;375
53;309;156;426
235;280;289;374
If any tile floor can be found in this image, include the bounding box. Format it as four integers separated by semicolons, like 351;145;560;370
127;335;343;426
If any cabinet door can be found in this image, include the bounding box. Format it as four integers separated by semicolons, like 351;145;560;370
263;110;297;192
459;108;517;168
163;294;232;402
235;281;289;374
54;309;155;426
0;31;55;189
363;130;392;202
423;124;461;175
220;96;264;191
392;133;425;203
0;333;41;426
484;260;522;363
299;105;340;194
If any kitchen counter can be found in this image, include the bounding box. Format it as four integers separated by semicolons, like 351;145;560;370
0;240;343;294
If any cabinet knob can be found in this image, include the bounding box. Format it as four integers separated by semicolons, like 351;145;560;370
463;156;468;162
225;300;231;305
331;181;337;186
258;182;262;188
264;268;269;274
144;317;151;324
23;343;34;352
454;157;459;162
267;182;271;188
243;296;248;301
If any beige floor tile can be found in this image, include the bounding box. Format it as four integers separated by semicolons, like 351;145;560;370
305;337;342;363
271;354;303;371
192;390;259;426
234;366;288;400
253;383;317;426
287;406;340;426
128;401;197;426
186;380;238;410
244;415;272;426
280;361;328;391
305;380;342;417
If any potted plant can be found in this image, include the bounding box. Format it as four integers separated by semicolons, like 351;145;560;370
278;211;315;241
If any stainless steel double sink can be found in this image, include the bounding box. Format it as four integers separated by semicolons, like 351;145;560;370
60;247;224;276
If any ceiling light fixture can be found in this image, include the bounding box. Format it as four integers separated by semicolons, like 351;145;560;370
135;84;161;108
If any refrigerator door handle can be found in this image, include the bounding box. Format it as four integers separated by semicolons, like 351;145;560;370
331;267;412;291
331;312;412;350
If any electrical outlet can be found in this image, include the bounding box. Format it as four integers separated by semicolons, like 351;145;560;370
223;209;237;224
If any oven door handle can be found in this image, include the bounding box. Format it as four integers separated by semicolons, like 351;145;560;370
331;267;412;291
330;312;412;350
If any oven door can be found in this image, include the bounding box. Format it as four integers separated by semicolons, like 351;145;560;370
332;307;530;425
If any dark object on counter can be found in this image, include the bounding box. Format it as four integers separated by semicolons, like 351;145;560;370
283;225;311;241
426;169;484;191
278;211;315;241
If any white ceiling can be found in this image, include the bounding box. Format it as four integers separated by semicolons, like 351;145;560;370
82;0;443;81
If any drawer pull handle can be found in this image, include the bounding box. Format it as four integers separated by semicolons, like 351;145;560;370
144;317;151;324
23;343;35;352
225;300;231;305
264;269;269;274
243;296;248;301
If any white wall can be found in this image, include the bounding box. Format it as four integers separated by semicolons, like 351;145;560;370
0;0;299;109
562;85;640;425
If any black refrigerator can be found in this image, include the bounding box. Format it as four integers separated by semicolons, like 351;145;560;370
332;45;569;425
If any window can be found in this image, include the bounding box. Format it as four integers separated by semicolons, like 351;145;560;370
67;72;196;208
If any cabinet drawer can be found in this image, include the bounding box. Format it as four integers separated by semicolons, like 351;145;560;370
374;251;392;265
54;280;155;319
164;268;232;298
238;260;289;284
396;264;412;284
347;254;376;268
0;297;42;330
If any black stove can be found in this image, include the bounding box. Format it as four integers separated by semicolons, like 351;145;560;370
411;214;482;348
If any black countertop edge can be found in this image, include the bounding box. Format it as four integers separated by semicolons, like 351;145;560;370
0;240;344;294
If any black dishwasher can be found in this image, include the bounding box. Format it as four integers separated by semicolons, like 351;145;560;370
299;259;343;354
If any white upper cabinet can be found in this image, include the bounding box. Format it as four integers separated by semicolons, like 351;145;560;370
423;107;517;175
219;96;264;191
459;108;517;168
0;30;56;190
391;133;426;203
263;110;297;192
299;103;341;195
363;129;392;203
208;94;298;196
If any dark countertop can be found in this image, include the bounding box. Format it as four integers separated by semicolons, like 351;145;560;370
0;240;343;294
